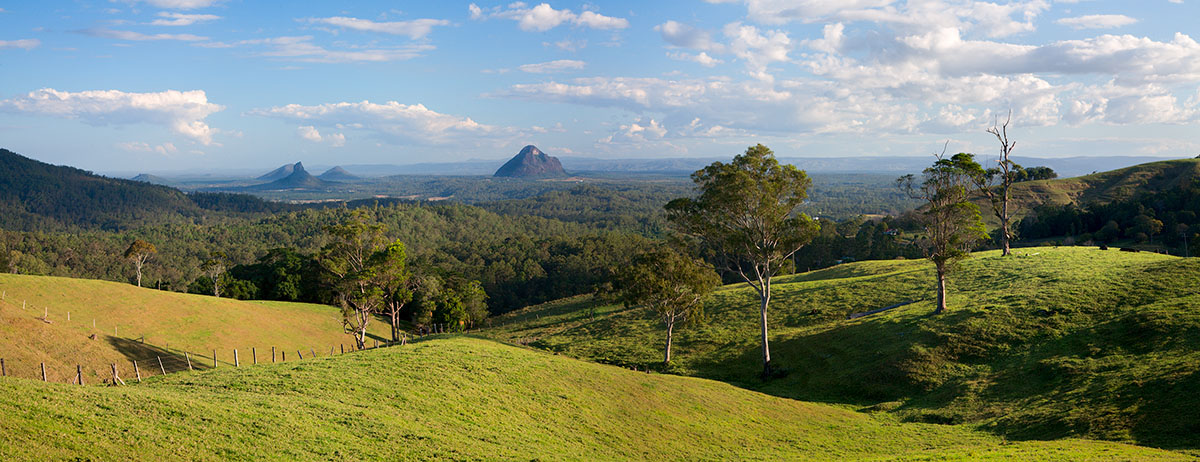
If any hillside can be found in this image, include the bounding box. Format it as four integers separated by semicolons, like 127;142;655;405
1000;158;1200;220
317;166;359;181
0;148;205;231
0;336;1182;460
0;273;381;383
486;247;1200;451
245;162;329;191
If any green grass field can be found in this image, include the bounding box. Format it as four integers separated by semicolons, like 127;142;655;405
0;274;386;383
993;158;1200;222
0;336;1184;460
486;247;1200;452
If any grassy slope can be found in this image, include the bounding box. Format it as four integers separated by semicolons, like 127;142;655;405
0;274;384;382
486;247;1200;451
994;158;1200;221
0;336;1181;461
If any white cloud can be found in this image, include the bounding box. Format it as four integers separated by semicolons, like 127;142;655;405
1;88;223;144
297;125;346;147
723;22;793;81
213;35;434;63
118;141;178;155
254;100;501;145
0;39;40;50
148;12;220;26
518;59;586;73
469;3;629;32
83;28;207;41
667;51;723;67
127;0;222;9
305;17;450;39
1056;14;1139;30
655;20;723;51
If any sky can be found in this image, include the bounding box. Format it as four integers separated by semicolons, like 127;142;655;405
0;0;1198;173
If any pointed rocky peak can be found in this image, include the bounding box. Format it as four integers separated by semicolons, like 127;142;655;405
494;145;567;178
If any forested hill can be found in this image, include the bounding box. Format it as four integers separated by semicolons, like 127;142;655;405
0;149;289;231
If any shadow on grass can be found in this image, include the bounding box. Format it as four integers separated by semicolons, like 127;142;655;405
105;336;210;374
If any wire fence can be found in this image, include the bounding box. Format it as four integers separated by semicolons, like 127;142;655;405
0;291;461;386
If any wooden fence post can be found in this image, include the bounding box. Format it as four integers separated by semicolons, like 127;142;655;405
133;361;141;382
340;344;344;354
1;358;5;377
252;347;257;365
330;346;335;356
40;363;46;382
297;350;303;360
158;356;167;375
310;348;315;358
213;350;218;368
185;352;192;371
374;339;378;349
111;364;125;386
234;349;240;367
282;351;286;362
272;347;276;363
76;365;82;386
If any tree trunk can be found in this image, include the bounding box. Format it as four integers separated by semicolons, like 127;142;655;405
390;310;400;342
663;316;674;365
134;262;143;287
1001;189;1011;256
759;281;772;376
935;264;947;314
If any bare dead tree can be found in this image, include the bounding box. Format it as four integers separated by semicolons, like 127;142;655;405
982;111;1019;256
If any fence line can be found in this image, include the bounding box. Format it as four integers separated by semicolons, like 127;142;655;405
0;331;419;386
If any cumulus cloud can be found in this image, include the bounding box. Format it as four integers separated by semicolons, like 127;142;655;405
305;17;450;39
518;59;586;73
0;39;40;50
468;3;629;32
82;28;207;41
148;12;220;26
253;100;501;145
656;20;723;51
1056;14;1138;30
209;35;434;63
297;125;346;146
0;88;223;144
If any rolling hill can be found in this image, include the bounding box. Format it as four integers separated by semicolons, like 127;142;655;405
999;158;1200;221
0;336;1183;460
0;273;382;383
485;247;1200;452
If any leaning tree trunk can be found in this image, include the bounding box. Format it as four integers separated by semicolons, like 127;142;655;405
935;264;948;314
759;279;772;377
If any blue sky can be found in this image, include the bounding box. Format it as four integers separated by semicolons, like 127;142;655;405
0;0;1198;173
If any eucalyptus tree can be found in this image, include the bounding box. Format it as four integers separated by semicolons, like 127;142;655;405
666;144;819;376
616;249;721;365
123;239;156;287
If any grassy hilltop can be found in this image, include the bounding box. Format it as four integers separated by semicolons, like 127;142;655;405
0;336;1183;461
487;247;1200;451
995;158;1200;222
0;274;383;382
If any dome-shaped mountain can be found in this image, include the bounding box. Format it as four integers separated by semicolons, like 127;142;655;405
493;145;567;178
317;166;359;181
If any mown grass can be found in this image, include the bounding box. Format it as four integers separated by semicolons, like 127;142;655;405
0;274;385;382
486;247;1200;452
0;336;1183;460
